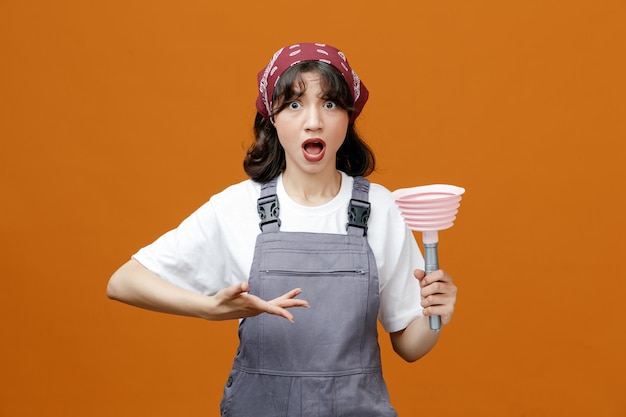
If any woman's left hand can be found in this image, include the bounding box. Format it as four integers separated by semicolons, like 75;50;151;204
414;269;457;327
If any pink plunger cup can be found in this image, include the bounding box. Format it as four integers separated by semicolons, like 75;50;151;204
392;184;465;332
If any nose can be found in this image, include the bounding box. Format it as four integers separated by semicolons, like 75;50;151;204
303;106;323;131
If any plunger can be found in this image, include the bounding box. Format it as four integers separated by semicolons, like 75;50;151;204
392;184;465;332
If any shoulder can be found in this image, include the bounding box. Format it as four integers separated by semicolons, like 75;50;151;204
180;179;260;231
210;178;261;205
368;181;393;201
203;178;262;232
345;174;395;208
367;181;399;214
204;179;261;216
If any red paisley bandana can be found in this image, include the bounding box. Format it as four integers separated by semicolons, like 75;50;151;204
256;43;369;121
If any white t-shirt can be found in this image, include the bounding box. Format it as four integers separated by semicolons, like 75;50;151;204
133;171;425;333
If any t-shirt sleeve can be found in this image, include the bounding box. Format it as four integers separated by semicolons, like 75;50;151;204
378;227;425;333
132;199;233;296
369;185;425;333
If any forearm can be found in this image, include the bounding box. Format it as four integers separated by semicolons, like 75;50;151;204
106;259;215;319
390;315;440;362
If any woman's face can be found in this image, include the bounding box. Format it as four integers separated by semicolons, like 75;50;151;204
273;71;349;178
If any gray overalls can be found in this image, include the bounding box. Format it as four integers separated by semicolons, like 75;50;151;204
220;176;398;416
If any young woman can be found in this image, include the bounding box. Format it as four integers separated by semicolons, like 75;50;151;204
107;42;457;416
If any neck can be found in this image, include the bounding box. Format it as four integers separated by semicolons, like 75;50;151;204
282;169;342;206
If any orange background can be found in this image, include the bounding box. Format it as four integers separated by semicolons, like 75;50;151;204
1;1;625;416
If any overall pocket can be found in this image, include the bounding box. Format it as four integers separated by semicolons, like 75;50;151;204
256;268;370;375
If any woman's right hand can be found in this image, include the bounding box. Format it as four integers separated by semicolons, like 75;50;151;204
209;283;309;322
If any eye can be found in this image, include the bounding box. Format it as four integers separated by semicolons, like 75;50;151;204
287;101;302;110
323;101;337;110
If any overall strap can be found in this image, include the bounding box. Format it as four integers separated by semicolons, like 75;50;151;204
257;178;280;232
258;176;371;235
347;176;371;236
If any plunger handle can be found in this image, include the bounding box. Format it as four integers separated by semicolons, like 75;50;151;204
423;242;441;332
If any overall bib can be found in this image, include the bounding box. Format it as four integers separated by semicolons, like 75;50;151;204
220;177;398;417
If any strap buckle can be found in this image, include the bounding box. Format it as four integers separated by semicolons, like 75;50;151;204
257;194;281;230
347;198;371;235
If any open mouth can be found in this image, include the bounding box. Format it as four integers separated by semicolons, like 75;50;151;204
302;138;326;162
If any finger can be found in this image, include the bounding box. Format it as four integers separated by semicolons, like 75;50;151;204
234;292;295;322
276;298;310;309
272;287;302;301
413;269;426;282
217;283;247;301
263;302;296;323
421;290;454;308
423;304;455;324
271;288;310;308
423;285;458;304
427;269;454;284
420;280;446;298
421;269;445;286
